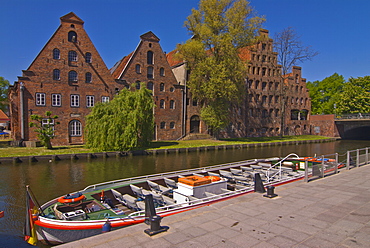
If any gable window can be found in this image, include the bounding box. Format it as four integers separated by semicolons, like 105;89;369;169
102;96;110;103
53;48;60;60
86;95;94;107
36;93;46;106
170;100;175;109
160;99;165;109
170;122;175;129
70;94;80;107
160;67;165;76
53;69;60;80
85;72;92;83
147;82;153;91
68;71;78;82
68;51;77;62
68;31;77;42
147;66;153;79
135;64;141;74
85;52;92;63
159;83;165;92
69;120;82;136
135;81;141;90
147;51;154;64
52;94;61;106
160;121;166;129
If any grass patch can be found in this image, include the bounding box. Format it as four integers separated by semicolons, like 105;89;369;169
0;135;331;157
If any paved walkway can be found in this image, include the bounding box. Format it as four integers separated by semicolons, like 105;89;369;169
59;165;370;248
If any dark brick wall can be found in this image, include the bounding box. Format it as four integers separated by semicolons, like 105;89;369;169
310;114;336;137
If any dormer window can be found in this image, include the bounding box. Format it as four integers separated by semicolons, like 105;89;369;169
68;31;77;42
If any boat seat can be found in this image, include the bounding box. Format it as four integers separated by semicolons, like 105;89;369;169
204;192;220;199
207;171;220;177
258;162;272;169
152;194;176;206
220;188;233;193
230;168;243;176
240;166;253;172
130;184;153;199
219;170;249;183
147;180;172;195
193;173;204;177
164;178;177;189
251;165;262;170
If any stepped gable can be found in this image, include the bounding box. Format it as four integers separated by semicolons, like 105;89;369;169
60;12;84;25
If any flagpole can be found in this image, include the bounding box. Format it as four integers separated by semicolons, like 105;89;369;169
26;185;44;216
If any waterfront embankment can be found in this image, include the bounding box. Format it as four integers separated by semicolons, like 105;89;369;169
0;136;336;164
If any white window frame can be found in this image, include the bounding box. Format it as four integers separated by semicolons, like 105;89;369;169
101;96;110;103
70;120;82;136
86;95;95;107
70;94;80;107
36;93;46;106
52;94;61;107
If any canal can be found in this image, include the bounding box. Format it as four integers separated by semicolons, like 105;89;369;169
1;139;370;247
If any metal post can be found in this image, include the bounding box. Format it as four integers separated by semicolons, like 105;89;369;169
335;153;338;174
304;160;308;182
321;155;325;178
366;148;369;165
356;149;360;168
346;151;350;170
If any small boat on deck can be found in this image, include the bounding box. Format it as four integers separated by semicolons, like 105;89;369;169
29;153;315;245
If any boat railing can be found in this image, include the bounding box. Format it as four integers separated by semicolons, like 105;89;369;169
82;159;260;192
266;153;300;183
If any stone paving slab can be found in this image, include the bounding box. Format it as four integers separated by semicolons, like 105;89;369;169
58;165;370;248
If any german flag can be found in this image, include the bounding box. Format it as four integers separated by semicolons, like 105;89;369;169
24;186;39;246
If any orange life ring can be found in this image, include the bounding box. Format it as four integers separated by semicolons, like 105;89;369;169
205;175;221;182
58;193;85;204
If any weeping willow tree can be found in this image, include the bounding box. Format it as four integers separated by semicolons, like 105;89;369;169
85;84;155;151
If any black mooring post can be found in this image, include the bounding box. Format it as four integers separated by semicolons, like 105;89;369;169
144;194;169;236
254;173;266;193
263;185;278;198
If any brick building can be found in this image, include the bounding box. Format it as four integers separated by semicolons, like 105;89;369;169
167;29;311;138
110;31;185;140
9;12;116;146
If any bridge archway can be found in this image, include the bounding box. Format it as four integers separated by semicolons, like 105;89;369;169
342;126;370;140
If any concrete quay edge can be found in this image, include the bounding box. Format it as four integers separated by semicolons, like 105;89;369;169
58;162;370;248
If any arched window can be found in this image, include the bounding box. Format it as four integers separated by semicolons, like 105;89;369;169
170;122;175;129
147;66;153;79
170;100;175;109
53;69;60;80
147;51;154;64
85;72;92;83
136;81;141;90
160;67;165;76
147;81;153;91
68;71;78;82
68;51;77;61
68;31;77;42
85;52;92;63
160;99;165;109
69;120;82;136
135;64;141;74
53;48;60;59
160;121;166;129
160;83;165;92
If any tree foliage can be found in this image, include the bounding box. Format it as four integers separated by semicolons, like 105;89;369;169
336;76;370;115
178;0;264;133
29;111;60;149
306;73;345;115
85;85;155;151
0;76;10;112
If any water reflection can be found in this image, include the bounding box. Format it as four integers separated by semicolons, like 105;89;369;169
1;140;370;247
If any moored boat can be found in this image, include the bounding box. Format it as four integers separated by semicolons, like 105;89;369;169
28;153;316;245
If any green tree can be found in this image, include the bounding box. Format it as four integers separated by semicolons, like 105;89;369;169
29;111;60;149
306;73;345;115
0;76;10;112
336;76;370;115
178;0;264;134
85;84;155;151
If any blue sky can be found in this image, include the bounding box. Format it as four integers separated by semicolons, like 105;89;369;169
1;0;370;84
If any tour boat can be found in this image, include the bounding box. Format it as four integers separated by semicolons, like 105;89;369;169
26;153;328;245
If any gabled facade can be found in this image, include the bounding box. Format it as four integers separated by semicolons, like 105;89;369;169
9;12;116;145
111;31;184;140
167;29;311;138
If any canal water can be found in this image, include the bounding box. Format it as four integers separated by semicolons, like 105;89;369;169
1;139;370;247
